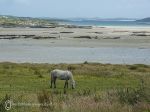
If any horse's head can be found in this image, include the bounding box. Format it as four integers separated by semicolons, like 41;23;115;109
71;80;76;89
68;71;75;89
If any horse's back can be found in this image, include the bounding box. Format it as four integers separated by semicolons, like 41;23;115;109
50;69;72;80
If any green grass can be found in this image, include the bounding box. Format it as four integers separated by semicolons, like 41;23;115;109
0;62;150;112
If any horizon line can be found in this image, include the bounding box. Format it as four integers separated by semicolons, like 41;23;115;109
0;14;146;20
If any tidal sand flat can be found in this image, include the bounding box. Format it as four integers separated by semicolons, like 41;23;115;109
0;27;150;64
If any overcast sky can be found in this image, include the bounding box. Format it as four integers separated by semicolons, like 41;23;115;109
0;0;150;18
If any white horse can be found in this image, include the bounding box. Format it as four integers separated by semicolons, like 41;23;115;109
50;69;75;89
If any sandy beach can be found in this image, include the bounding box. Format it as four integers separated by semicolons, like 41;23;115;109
0;26;150;48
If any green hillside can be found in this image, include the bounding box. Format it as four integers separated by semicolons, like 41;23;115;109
0;15;59;28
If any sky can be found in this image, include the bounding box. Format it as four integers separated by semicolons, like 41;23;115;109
0;0;150;18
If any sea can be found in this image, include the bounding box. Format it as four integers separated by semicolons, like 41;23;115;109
62;20;150;27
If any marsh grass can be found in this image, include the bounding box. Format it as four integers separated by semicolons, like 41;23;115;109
0;62;150;112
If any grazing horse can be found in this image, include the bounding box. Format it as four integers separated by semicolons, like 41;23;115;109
50;69;75;89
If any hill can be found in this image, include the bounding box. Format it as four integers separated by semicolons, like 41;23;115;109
136;17;150;22
0;15;60;28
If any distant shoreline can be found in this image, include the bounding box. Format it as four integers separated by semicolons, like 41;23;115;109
61;20;150;28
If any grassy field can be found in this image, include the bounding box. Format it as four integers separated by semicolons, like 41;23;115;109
0;62;150;112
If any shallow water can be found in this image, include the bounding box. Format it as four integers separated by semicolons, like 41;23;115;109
0;40;150;64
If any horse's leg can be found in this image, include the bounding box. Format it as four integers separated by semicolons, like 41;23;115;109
50;74;53;88
66;80;68;88
50;79;53;88
54;78;56;88
64;80;68;89
64;80;67;88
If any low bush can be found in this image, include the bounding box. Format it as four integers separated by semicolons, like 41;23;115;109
0;94;11;112
117;81;147;105
37;90;54;111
